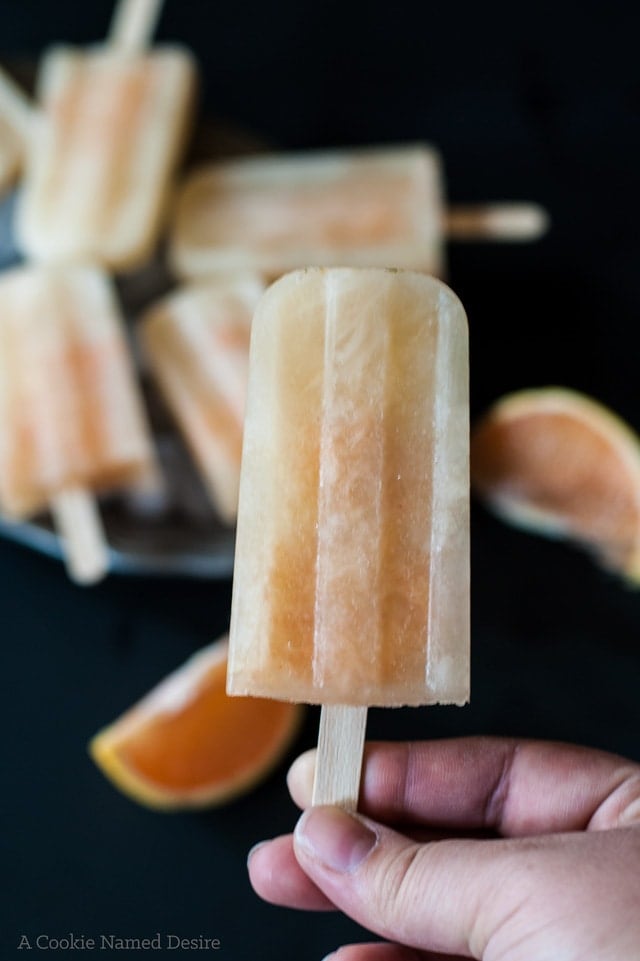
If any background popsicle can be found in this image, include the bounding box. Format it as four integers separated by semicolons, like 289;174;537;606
139;275;265;524
0;264;159;582
170;144;547;283
171;146;445;280
16;0;195;271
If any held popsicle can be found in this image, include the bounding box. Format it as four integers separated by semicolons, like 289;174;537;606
170;144;547;282
16;0;195;271
227;267;469;808
139;275;265;524
0;264;159;583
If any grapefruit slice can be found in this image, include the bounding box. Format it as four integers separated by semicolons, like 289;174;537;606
470;387;640;583
90;635;303;810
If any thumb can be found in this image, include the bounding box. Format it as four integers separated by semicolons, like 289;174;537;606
293;806;515;958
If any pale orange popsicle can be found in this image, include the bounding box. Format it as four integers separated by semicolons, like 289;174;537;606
139;276;265;524
16;45;195;271
170;146;445;281
227;267;469;708
0;264;158;579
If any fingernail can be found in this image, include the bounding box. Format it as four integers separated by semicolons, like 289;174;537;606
247;840;270;866
295;806;377;873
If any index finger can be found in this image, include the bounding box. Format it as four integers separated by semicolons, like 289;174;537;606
287;736;640;835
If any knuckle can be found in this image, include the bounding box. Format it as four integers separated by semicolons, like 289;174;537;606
367;841;434;940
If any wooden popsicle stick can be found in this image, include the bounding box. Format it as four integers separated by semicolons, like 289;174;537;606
312;705;368;811
445;202;549;241
50;487;109;585
108;0;165;54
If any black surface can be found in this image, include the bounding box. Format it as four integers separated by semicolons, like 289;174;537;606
2;1;640;959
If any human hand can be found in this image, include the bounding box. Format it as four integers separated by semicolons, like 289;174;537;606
248;737;640;960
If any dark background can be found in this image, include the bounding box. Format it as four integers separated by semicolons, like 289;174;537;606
2;1;640;958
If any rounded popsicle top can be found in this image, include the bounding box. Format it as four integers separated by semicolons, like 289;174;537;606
250;265;467;338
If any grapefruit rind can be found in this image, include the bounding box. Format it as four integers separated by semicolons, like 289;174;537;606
89;636;304;811
471;387;640;584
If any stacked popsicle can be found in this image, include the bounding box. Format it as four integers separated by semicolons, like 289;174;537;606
0;264;159;582
139;275;265;524
17;41;194;271
169;144;548;282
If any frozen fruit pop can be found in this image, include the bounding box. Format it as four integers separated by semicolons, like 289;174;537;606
16;0;195;271
170;144;548;282
139;275;265;524
227;268;469;807
171;146;445;279
0;66;33;196
0;264;159;583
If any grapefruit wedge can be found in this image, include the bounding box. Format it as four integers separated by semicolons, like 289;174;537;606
90;635;303;810
471;387;640;583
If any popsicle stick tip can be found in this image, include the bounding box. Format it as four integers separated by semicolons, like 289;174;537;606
446;202;550;242
50;488;109;585
108;0;165;53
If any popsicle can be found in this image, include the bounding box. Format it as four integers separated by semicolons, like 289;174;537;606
227;267;469;807
0;263;159;583
16;0;196;271
170;144;548;282
139;275;265;524
0;66;33;196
